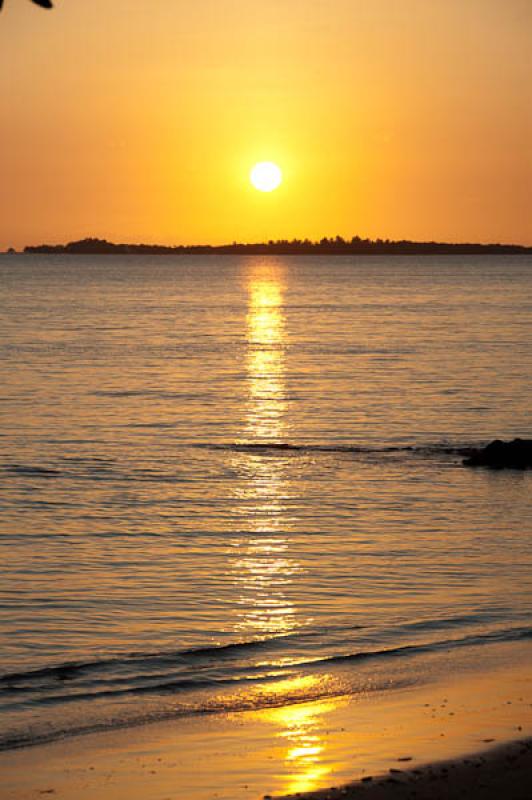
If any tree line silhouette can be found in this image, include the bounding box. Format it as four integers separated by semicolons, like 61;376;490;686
22;236;532;256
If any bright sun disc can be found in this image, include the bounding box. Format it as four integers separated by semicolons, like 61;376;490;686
250;161;282;192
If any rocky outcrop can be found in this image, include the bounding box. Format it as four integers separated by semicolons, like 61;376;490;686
463;438;532;469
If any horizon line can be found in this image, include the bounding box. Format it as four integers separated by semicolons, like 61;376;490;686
11;234;532;255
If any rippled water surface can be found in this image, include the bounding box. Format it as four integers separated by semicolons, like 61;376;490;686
0;254;531;749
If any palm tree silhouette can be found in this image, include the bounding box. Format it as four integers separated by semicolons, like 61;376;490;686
0;0;53;9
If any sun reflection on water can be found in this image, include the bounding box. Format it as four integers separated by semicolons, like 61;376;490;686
227;266;337;795
227;262;303;641
257;678;346;796
245;264;287;442
232;535;299;636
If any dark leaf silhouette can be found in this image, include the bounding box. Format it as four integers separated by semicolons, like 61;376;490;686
0;0;54;9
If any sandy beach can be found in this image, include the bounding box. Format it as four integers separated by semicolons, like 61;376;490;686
281;739;532;800
1;649;531;800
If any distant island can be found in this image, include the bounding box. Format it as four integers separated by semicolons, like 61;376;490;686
20;236;532;256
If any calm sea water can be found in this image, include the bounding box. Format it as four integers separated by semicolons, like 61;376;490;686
0;254;531;750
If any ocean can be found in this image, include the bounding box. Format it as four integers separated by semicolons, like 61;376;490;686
1;254;531;752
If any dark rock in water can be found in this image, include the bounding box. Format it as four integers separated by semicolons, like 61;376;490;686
463;438;532;469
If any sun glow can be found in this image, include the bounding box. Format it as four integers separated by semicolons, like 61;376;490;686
250;161;282;192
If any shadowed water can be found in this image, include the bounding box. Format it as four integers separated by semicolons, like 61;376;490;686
0;254;531;750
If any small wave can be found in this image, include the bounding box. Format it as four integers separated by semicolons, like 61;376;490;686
2;443;481;486
3;464;62;478
93;390;206;400
312;626;532;669
0;675;353;753
2;625;529;699
0;635;299;688
1;672;288;712
209;441;475;457
0;625;530;752
0;627;363;689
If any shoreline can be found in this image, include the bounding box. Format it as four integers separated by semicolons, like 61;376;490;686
1;645;530;800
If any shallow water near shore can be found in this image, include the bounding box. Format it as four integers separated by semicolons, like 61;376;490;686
0;254;531;757
1;648;531;800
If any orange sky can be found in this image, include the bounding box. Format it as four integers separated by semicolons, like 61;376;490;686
1;0;531;249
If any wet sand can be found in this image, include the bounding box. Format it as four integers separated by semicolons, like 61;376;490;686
1;648;531;800
280;739;532;800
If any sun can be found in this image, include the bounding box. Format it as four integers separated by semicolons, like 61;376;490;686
250;161;282;192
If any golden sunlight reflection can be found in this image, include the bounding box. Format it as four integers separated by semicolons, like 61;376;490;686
232;534;300;636
258;682;346;796
228;262;305;642
245;263;287;441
